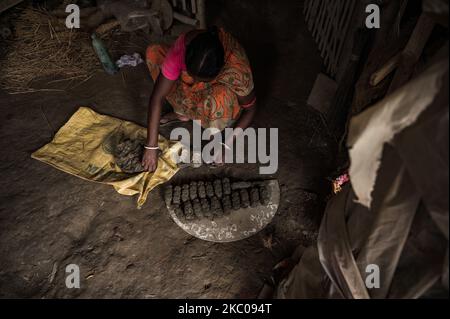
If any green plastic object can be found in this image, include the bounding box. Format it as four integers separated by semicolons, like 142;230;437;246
91;33;118;75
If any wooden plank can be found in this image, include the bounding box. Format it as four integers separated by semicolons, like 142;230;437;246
388;14;436;93
173;12;198;26
196;0;206;29
181;0;187;11
370;53;401;86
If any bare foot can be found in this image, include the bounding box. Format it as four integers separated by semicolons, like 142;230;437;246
160;112;190;124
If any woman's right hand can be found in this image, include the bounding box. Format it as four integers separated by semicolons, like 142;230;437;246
143;74;176;172
142;148;159;172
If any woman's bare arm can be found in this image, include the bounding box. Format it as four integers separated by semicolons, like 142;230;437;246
142;73;175;172
215;90;257;163
227;89;257;143
235;89;257;129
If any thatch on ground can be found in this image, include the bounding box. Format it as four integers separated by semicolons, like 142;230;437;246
0;7;101;93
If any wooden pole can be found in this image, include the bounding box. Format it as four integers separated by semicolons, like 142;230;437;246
173;12;198;26
196;0;206;29
370;53;401;86
388;14;436;93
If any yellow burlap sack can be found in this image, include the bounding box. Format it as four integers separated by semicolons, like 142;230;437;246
32;107;181;208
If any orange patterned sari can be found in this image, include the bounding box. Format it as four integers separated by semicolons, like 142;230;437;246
146;28;254;130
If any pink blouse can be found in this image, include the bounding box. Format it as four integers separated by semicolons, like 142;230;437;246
161;34;187;81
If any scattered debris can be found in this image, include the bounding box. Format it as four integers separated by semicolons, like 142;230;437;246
262;232;273;250
85;273;95;280
47;262;58;284
332;173;350;194
97;0;173;35
95;19;121;35
116;53;144;68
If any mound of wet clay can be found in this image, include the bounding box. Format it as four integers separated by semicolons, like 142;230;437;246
113;138;145;173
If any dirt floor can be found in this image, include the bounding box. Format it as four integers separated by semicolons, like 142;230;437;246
0;0;335;298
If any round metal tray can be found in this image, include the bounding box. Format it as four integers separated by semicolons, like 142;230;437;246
166;180;280;242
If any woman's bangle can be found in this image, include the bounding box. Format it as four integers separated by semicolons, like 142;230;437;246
144;145;160;150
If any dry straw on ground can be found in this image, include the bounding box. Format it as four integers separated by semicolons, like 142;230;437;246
0;7;101;93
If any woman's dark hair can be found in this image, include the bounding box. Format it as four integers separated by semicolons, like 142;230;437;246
185;26;225;79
